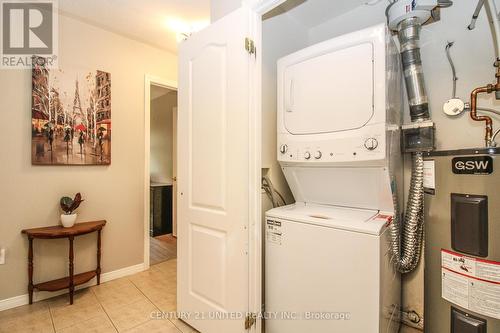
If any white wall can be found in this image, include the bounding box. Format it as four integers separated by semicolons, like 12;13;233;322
261;12;309;206
150;91;177;183
309;0;500;150
211;0;242;22
0;14;177;302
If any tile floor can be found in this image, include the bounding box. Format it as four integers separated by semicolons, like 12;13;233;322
0;259;199;333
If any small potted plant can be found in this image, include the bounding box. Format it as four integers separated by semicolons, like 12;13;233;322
60;193;84;228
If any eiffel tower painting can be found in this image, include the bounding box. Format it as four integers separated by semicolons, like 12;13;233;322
31;56;111;165
72;79;84;128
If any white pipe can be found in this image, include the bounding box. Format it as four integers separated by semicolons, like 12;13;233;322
486;0;500;59
469;0;486;30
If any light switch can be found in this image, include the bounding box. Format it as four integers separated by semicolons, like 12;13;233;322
0;248;5;264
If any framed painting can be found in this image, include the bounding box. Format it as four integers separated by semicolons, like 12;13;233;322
32;57;111;165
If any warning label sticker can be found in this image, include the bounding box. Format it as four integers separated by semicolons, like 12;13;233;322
423;160;436;194
266;220;282;245
442;249;500;319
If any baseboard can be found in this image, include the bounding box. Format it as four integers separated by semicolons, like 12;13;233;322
0;263;146;312
99;263;146;284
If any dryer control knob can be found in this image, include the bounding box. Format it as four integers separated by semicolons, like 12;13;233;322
364;138;379;151
304;152;311;160
279;144;288;154
314;151;322;159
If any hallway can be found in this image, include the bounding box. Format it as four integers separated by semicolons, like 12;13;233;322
150;234;177;266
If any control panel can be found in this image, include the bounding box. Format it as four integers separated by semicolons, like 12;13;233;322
278;129;386;164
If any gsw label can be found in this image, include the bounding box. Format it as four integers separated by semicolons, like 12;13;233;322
452;156;493;175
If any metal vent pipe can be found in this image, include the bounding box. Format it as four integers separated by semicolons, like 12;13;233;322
398;17;430;122
389;16;430;273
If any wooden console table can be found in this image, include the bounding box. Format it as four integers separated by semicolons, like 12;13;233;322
21;220;106;305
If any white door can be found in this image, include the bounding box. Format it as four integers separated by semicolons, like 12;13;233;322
177;7;257;333
172;106;178;237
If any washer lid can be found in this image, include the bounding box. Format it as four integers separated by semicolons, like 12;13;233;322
265;203;388;236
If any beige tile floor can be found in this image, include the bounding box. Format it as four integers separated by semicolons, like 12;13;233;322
0;259;199;333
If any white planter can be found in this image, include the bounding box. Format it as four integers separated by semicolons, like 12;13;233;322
61;213;77;228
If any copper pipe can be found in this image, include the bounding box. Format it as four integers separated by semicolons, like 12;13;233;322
470;85;494;146
496;61;500;88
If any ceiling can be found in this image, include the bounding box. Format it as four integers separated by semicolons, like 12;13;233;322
268;0;367;28
58;0;368;54
58;0;211;54
151;85;177;100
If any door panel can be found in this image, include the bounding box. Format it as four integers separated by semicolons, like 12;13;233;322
190;224;227;308
177;7;252;333
190;46;226;211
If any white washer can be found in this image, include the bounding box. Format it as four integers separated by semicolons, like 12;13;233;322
265;203;399;333
266;23;402;333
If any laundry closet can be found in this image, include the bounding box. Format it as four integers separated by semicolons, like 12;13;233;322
260;2;403;333
177;1;408;332
176;0;450;332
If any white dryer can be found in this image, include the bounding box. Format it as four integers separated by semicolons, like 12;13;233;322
265;23;402;333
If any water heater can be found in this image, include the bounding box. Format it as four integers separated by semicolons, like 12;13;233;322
424;148;500;333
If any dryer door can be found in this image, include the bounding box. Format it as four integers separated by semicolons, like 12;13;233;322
283;42;374;135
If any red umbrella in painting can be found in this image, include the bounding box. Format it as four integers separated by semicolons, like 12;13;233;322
74;124;86;131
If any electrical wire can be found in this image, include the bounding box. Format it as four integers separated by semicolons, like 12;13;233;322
445;42;458;98
477;107;500;116
262;181;285;207
263;186;277;207
492;127;500;143
262;176;286;208
443;40;500;119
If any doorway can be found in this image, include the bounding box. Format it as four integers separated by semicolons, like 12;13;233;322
144;76;178;268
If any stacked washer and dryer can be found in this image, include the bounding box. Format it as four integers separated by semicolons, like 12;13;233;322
264;1;500;332
265;24;403;333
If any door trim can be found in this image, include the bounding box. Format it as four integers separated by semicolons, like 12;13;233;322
247;7;262;333
244;0;287;14
144;75;178;269
245;2;292;331
244;2;289;331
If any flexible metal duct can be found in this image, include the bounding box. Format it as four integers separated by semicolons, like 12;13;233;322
390;153;425;273
390;17;429;273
